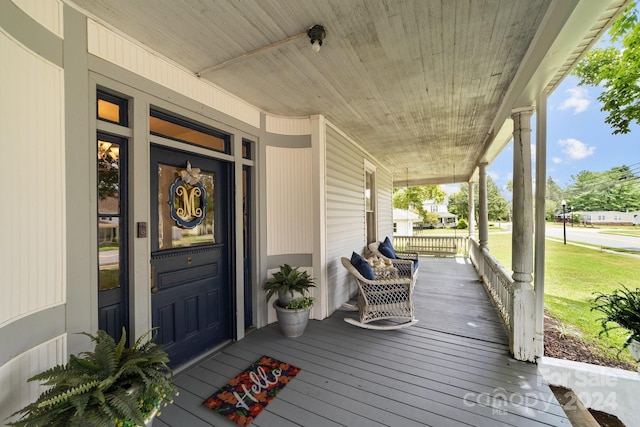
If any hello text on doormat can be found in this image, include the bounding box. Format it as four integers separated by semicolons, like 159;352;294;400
203;356;301;426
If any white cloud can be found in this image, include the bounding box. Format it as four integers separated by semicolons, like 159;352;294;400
558;138;596;160
440;184;460;195
488;171;499;181
558;87;590;114
552;157;562;164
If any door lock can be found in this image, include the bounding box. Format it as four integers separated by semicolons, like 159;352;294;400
150;265;158;294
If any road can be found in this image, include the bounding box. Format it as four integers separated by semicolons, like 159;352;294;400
99;249;119;267
544;225;640;252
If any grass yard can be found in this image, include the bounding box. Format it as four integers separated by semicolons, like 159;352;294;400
485;232;640;365
601;229;640;238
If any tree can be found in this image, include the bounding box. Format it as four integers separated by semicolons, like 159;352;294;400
565;166;640;211
393;185;445;223
448;184;470;220
573;3;640;134
448;176;510;223
545;177;564;220
486;177;510;221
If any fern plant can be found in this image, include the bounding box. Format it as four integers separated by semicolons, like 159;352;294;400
591;285;640;354
7;328;177;427
262;264;315;307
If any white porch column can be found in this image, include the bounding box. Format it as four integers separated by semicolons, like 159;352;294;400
511;107;536;362
534;94;548;359
478;163;489;249
468;181;476;237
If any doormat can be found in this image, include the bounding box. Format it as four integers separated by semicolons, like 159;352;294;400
203;355;301;426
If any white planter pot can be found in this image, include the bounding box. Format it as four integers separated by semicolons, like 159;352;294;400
145;407;159;426
126;386;159;426
628;337;640;362
273;301;311;338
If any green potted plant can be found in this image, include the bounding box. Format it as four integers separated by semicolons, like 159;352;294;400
591;285;640;361
263;264;316;337
7;328;178;427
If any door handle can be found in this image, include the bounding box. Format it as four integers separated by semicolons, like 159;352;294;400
150;265;158;294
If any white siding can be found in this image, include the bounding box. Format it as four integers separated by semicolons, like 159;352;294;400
0;335;66;424
86;20;261;129
266;147;313;255
325;125;394;314
325;139;361;310
377;167;394;239
11;0;63;38
0;31;65;326
265;115;310;135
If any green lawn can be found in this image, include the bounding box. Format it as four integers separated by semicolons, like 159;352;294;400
486;233;640;364
601;229;640;238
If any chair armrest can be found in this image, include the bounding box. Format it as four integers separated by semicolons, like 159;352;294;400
357;276;412;287
395;250;419;260
389;259;415;279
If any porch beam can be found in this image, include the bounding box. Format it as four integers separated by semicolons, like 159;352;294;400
511;107;536;362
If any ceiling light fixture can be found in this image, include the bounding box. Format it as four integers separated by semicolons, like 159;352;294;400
197;24;327;77
307;24;326;52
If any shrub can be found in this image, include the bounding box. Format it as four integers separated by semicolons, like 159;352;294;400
591;285;640;354
7;329;177;427
456;218;468;229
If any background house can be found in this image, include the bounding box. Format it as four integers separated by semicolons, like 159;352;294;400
581;211;636;226
424;197;458;227
393;208;421;236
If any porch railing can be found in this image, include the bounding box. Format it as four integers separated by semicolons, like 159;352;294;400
469;238;513;333
393;235;469;257
469;238;538;362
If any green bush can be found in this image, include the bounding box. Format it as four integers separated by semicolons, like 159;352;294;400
456;218;468;229
7;328;177;427
591;285;640;354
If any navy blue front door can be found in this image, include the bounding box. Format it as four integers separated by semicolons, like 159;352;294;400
150;145;233;367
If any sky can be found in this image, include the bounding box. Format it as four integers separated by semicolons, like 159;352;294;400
488;75;640;196
440;74;640;199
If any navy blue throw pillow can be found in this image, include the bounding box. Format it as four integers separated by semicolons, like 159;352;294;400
350;252;375;280
378;236;397;259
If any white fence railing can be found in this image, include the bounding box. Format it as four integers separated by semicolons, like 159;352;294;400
393;235;469;257
469;238;537;362
469;238;514;333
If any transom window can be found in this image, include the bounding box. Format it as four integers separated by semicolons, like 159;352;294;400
97;90;128;126
150;109;229;153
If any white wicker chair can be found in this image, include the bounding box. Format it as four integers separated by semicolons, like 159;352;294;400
368;241;419;284
341;257;418;330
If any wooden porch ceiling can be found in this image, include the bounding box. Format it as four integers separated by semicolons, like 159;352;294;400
69;0;627;186
157;258;569;426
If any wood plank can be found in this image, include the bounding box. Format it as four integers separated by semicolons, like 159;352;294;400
158;258;569;426
234;325;566;424
220;344;508;427
212;346;478;427
305;318;554;395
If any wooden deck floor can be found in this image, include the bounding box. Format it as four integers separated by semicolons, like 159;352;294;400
155;257;569;427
